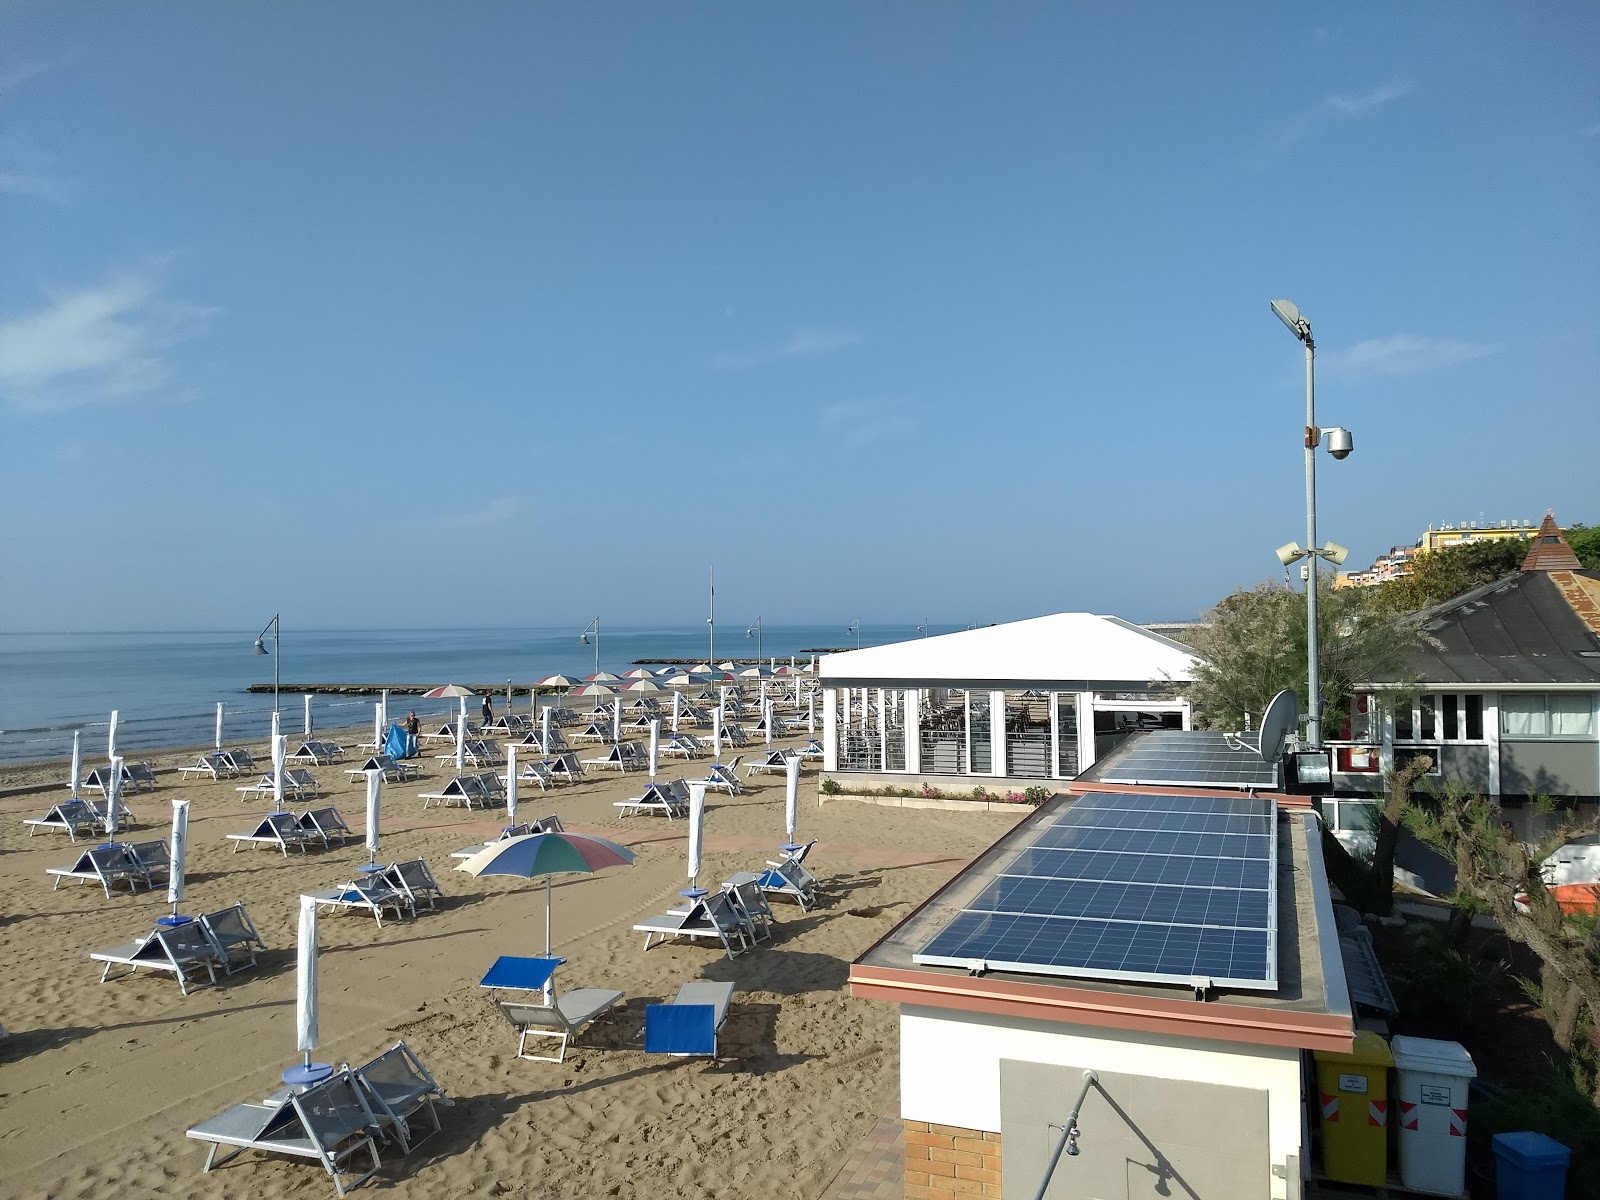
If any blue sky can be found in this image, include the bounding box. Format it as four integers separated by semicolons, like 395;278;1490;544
2;4;1596;632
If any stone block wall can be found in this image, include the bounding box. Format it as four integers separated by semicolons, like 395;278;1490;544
902;1119;1002;1198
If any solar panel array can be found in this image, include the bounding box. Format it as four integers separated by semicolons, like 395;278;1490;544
1092;730;1281;790
913;791;1278;990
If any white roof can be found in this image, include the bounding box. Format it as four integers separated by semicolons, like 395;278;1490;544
819;613;1198;688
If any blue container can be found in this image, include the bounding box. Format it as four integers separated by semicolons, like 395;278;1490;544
1493;1131;1571;1200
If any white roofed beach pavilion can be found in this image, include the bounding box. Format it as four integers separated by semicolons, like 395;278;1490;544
817;613;1198;787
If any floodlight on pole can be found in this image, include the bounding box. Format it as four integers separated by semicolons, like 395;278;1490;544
579;618;600;675
847;618;860;649
253;613;281;716
745;616;762;662
707;565;715;667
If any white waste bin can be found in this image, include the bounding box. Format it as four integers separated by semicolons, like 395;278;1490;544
1391;1035;1477;1196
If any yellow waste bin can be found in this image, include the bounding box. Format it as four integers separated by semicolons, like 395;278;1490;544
1315;1031;1393;1185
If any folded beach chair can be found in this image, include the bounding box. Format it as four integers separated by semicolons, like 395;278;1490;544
418;774;491;810
127;838;171;883
677;704;709;727
199;902;266;973
745;749;790;776
705;756;744;796
721;724;750;749
723;877;776;943
544;752;586;783
644;980;736;1060
308;877;410;927
91;920;228;994
582;742;642;773
614;779;691;819
482;955;625;1063
219;747;257;773
298;806;353;847
515;759;556;791
289;740;344;766
184;1067;383;1196
490;713;530;734
661;733;705;759
569;720;611;744
48;843;153;897
797;737;824;760
179;751;235;780
346;1041;452;1154
739;846;819;912
418;722;458;745
227;811;320;856
382;858;443;913
632;892;750;959
344;754;419;784
24;798;106;841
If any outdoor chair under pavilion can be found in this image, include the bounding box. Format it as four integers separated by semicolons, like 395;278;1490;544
643;980;736;1060
48;843;153;897
345;1041;452;1154
632;892;751;959
184;1067;384;1196
90;919;229;994
481;955;625;1064
613;779;691;819
227;811;321;856
24;798;107;841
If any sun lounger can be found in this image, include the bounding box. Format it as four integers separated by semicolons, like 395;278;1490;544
48;843;153;896
381;858;443;913
308;877;409;927
199;902;266;973
91;920;228;994
482;955;624;1063
644;980;736;1059
179;751;238;780
614;779;691;819
227;811;321;855
127;838;171;882
449;812;563;860
660;733;706;759
632;892;750;959
184;1068;383;1196
289;740;345;766
705;756;744;795
298;806;353;847
234;770;319;803
581;742;644;772
569;721;612;744
24;798;106;841
514;759;556;791
737;847;819;912
218;747;258;773
433;739;502;769
417;722;458;745
343;754;419;784
544;752;586;783
345;1041;452;1154
797;737;824;760
418;774;493;810
722;724;750;748
745;749;791;776
723;877;775;943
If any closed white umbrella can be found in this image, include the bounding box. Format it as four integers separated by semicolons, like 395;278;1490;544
364;768;382;867
760;679;768;709
166;799;190;921
215;702;224;753
764;699;773;749
454;700;466;774
505;743;519;829
541;704;552;753
648;718;660;782
272;733;286;810
718;686;727;726
381;689;389;734
296;895;320;1066
783;754;802;850
107;709;118;761
373;702;383;753
611;700;622;744
69;730;81;802
671;689;681;732
685;780;708;899
807;688;816;733
104;755;124;838
303;693;313;739
712;710;722;763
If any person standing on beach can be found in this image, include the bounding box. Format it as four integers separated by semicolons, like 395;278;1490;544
406;711;420;739
481;694;494;728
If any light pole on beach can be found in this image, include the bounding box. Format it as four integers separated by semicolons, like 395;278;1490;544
746;616;762;663
847;618;860;649
1269;298;1353;751
253;613;281;717
579;618;600;676
707;565;715;667
916;618;929;638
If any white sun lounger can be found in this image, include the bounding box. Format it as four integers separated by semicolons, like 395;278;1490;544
723;877;775;943
218;747;258;773
234;770;320;803
482;955;624;1063
449;814;563;860
660;733;706;759
308;878;409;927
127;838;171;883
184;1068;383;1196
227;811;320;856
91;920;228;994
614;779;691;819
381;858;443;913
199;902;266;974
644;980;736;1059
581;743;644;773
24;798;107;841
48;843;153;896
418;774;493;810
298;806;353;847
289;740;345;766
632;892;750;959
544;752;586;783
345;1041;452;1154
705;756;744;795
744;749;792;776
179;751;238;780
568;721;612;744
343;754;419;784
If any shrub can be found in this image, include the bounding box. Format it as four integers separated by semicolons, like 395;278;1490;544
920;783;944;799
971;786;990;801
1023;785;1051;806
1005;791;1026;804
819;777;841;796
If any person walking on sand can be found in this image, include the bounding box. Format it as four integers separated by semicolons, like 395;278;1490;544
481;694;494;728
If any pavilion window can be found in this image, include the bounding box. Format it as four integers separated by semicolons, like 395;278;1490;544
968;692;992;774
1002;690;1050;779
1055;693;1079;778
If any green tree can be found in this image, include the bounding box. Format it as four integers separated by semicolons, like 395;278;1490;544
1371;537;1529;615
1186;577;1417;733
1565;524;1600;572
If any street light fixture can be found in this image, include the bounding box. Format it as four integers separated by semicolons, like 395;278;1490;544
579;617;600;675
707;565;715;667
846;618;860;649
745;616;763;662
253;613;281;716
1270;297;1355;750
916;618;929;638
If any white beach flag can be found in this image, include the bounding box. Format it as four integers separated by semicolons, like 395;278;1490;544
455;699;466;774
104;756;124;838
303;694;313;739
69;730;81;802
784;753;801;845
215;702;224;753
365;769;382;864
505;744;519;828
272;733;286;810
296;895;320;1059
107;709;118;762
686;780;707;892
712;710;722;763
168;799;189;911
648;719;660;782
671;689;681;733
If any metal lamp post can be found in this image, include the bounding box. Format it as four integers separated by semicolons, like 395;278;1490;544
707;565;715;667
746;616;763;663
580;618;600;675
847;619;860;649
253;613;281;716
1271;299;1354;750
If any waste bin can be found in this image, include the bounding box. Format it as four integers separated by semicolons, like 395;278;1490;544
1391;1035;1477;1196
1315;1030;1393;1185
1492;1131;1571;1200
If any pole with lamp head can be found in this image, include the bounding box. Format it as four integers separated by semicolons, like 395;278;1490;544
847;618;860;650
746;615;762;663
254;613;281;717
580;618;600;676
708;564;715;666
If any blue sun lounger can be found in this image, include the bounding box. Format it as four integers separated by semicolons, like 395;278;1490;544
644;980;736;1059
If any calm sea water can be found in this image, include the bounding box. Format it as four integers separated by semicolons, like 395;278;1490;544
0;624;922;765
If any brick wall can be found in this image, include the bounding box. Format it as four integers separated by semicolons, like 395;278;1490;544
902;1119;1002;1198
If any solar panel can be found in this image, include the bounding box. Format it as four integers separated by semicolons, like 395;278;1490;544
1091;730;1281;790
913;790;1278;990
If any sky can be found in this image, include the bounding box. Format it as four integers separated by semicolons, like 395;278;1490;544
2;4;1596;633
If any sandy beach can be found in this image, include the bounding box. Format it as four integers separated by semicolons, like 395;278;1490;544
0;723;1026;1199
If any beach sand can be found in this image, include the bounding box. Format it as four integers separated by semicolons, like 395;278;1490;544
0;724;1025;1199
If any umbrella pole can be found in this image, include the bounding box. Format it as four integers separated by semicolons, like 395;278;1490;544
545;875;553;958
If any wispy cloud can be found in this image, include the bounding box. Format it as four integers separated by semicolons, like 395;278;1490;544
0;167;68;202
0;57;68;94
419;496;528;532
1582;122;1600;139
1271;78;1414;152
0;273;218;414
1323;334;1497;375
820;400;912;453
710;328;863;371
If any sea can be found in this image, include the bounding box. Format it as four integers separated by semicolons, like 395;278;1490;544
0;624;926;765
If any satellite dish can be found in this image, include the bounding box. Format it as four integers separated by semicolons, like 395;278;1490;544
1257;689;1300;764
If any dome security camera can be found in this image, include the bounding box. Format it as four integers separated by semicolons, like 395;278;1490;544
1325;427;1354;460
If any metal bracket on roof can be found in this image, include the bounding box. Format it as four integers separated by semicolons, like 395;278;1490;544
964;960;990;977
1190;977;1215;1002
